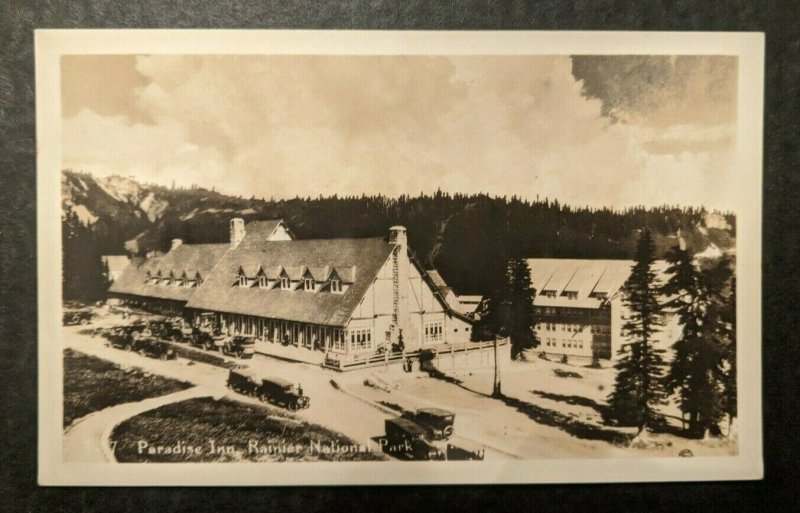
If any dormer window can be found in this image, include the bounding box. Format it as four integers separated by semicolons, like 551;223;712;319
280;276;290;290
304;278;315;291
562;291;578;300
542;290;556;298
331;279;342;294
238;275;247;287
259;275;267;288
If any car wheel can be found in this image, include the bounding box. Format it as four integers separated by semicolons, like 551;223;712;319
80;319;89;325
443;426;454;439
124;344;132;351
288;402;299;412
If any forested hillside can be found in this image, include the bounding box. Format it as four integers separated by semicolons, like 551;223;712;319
62;170;735;296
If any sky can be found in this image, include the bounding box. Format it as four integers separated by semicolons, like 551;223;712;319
61;54;738;210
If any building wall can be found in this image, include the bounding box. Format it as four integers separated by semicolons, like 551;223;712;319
342;251;473;355
536;305;612;360
536;298;681;361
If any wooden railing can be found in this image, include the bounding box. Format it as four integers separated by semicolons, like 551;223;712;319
323;338;510;371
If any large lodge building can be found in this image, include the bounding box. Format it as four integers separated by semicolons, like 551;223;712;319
528;259;679;361
109;219;474;362
109;217;682;365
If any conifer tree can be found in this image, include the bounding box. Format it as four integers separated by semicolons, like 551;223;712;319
662;245;725;437
607;228;667;433
701;256;737;433
62;208;110;302
720;273;737;431
502;258;539;359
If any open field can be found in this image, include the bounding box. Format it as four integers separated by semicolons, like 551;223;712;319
111;397;386;462
63;348;192;428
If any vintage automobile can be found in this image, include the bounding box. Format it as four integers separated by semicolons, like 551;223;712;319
148;319;185;342
383;417;446;461
63;310;94;326
104;322;149;350
133;338;177;360
226;372;310;411
221;336;256;359
226;368;259;395
104;327;134;350
446;440;485;461
402;408;455;440
257;377;310;411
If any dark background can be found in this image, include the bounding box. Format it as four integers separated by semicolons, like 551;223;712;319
1;1;797;511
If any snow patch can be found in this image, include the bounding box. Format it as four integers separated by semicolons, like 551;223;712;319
240;208;256;215
139;192;169;222
180;208;198;221
71;204;98;224
695;243;723;261
95;175;141;204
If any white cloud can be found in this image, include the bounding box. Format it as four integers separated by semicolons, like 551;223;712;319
62;55;738;210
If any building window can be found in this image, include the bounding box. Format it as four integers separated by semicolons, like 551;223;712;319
331;279;342;293
258;275;267;288
244;317;254;335
349;328;372;351
332;329;345;352
238;275;247;287
542;291;556;298
304;278;315;291
280;276;290;290
424;321;444;343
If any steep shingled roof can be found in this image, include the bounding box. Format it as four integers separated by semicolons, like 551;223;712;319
186;237;394;327
109;243;229;302
527;258;671;309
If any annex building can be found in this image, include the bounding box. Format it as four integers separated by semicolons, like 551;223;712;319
528;259;680;361
109;219;474;363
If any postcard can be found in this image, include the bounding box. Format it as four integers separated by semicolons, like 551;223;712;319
36;29;764;485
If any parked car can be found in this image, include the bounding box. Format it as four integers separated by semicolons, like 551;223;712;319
383;417;446;461
226;368;259;395
133;338;177;360
402;408;455;440
221;336;256;359
257;377;310;411
148;319;184;342
63;310;94;326
226;372;310;411
104;322;148;350
446;440;485;461
104;327;134;350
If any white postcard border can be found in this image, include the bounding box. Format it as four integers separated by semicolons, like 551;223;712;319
36;29;764;486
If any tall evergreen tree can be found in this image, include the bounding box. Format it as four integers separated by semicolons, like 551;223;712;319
607;228;667;433
501;258;539;359
701;257;737;433
720;273;737;431
662;245;725;437
62;208;110;302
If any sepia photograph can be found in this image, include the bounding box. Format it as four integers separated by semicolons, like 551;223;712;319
36;30;764;485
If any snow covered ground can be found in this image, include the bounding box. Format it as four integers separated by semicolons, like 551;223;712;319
62;305;738;460
346;355;738;459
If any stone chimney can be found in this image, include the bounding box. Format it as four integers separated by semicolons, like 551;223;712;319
388;226;412;345
170;238;183;251
230;218;246;249
388;225;407;249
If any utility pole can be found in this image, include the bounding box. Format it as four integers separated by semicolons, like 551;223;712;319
492;335;502;397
